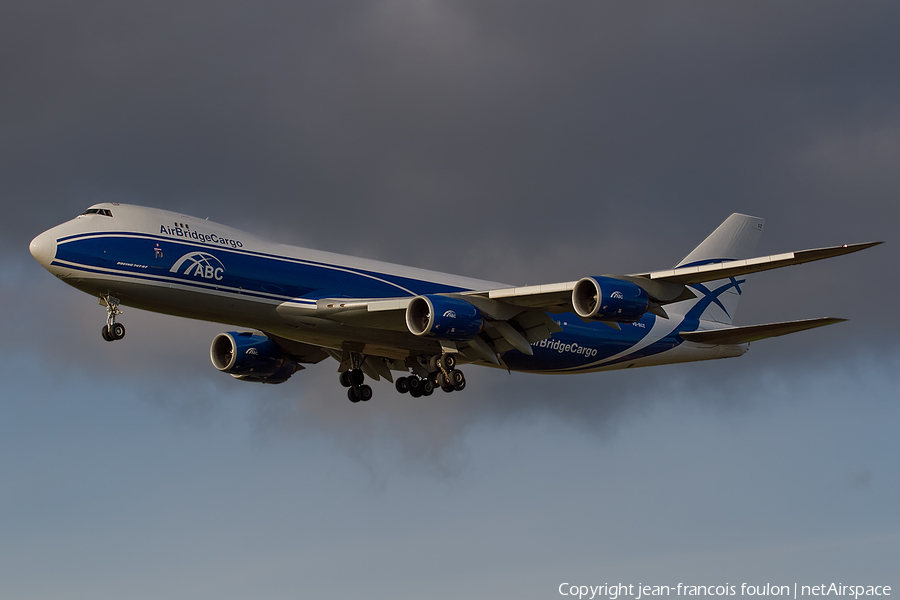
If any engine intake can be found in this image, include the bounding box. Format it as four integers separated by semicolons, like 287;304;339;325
405;295;482;341
210;332;297;383
572;276;649;322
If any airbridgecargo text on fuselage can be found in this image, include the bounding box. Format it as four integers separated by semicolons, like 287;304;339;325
159;225;244;248
533;337;599;357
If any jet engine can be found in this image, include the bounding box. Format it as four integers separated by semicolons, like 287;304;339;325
572;276;649;322
210;332;298;384
405;295;483;341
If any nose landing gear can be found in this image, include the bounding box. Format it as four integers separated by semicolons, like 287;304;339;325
99;295;125;342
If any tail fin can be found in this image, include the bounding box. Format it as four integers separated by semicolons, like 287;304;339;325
677;213;765;268
675;213;765;325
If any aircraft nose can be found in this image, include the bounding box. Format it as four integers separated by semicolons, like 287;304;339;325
29;230;56;266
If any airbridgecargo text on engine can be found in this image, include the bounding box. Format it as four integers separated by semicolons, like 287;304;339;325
532;338;599;357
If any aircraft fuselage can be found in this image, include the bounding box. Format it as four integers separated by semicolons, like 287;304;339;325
30;203;755;395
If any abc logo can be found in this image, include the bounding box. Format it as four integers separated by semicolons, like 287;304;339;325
169;252;225;281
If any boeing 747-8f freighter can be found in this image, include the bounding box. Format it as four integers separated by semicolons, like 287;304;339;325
30;204;879;402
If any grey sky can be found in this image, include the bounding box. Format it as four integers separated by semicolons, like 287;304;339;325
1;2;898;598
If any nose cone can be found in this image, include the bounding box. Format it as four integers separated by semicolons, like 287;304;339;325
29;230;56;267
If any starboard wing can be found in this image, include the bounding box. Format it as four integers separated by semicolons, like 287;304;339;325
459;242;881;314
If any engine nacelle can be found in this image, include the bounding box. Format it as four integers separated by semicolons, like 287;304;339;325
210;332;297;383
572;276;649;322
405;295;483;341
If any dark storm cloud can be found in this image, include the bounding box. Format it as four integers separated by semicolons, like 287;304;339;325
5;2;899;251
3;1;898;450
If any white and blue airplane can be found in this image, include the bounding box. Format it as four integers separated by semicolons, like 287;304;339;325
29;203;879;402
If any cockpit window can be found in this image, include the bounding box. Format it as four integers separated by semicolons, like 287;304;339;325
81;208;113;217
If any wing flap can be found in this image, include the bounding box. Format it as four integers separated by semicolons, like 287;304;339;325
679;317;846;345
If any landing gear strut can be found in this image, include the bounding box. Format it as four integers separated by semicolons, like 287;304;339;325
99;295;125;342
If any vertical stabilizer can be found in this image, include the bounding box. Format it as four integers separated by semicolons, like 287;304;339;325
674;213;765;325
676;213;765;268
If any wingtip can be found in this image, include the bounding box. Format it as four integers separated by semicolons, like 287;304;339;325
845;241;884;250
812;317;848;325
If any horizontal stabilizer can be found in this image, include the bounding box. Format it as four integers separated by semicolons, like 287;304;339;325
679;317;847;345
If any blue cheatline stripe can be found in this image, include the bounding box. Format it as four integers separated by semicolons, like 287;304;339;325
676;257;732;268
52;233;474;305
55;232;467;297
50;258;318;306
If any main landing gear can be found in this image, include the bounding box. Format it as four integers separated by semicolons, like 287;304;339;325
99;295;125;342
338;352;467;404
339;368;373;403
394;375;434;398
395;352;466;398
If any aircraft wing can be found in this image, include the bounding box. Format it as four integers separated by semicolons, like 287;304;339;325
678;317;846;345
636;242;881;286
300;241;878;363
310;242;880;323
308;295;562;361
462;241;881;311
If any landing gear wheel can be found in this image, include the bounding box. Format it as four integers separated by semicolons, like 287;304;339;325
437;372;454;393
111;323;125;340
439;353;456;372
101;325;114;342
349;369;365;387
449;369;466;391
407;376;421;394
358;384;373;402
395;378;410;394
347;387;361;403
421;379;434;396
340;371;354;388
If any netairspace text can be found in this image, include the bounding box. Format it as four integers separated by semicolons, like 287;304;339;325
558;583;892;600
